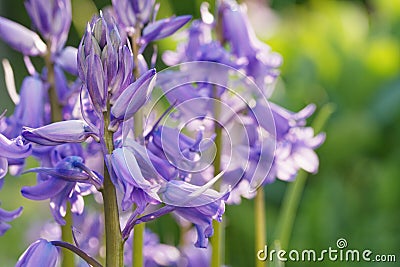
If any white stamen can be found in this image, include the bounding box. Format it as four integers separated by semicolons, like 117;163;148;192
2;59;19;105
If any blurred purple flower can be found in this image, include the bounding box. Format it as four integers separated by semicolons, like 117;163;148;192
0;206;23;236
25;0;72;54
219;0;282;95
112;0;155;34
124;229;181;267
15;238;59;267
0;16;47;56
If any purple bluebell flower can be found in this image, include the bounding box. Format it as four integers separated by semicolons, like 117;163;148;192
21;156;100;224
256;102;325;182
5;76;46;136
219;0;282;95
112;0;155;34
111;68;157;120
54;46;78;75
15;238;59;267
78;13;134;114
22;120;98;146
163;19;238;67
0;134;32;178
25;0;72;54
140;15;192;50
0;206;23;236
0;16;47;56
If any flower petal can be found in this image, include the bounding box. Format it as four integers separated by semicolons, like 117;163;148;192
0;16;46;55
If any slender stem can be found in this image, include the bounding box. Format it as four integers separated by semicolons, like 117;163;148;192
51;241;103;267
211;86;223;267
274;103;335;249
133;223;145;267
102;110;123;267
255;187;266;267
131;25;145;267
44;44;74;267
61;202;75;267
44;49;63;122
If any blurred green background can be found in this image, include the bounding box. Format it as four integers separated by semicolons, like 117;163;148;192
0;0;399;266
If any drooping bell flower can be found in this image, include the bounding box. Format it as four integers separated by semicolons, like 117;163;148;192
0;16;46;56
219;0;282;96
112;0;155;34
25;0;72;54
22;120;98;146
15;239;59;267
0;206;23;236
256;102;325;182
21;156;101;224
0;134;32;179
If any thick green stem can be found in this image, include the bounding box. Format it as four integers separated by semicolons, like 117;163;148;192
255;187;266;267
44;45;74;267
274;103;335;250
211;87;223;267
102;110;123;267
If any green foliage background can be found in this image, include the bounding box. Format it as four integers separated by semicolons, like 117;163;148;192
0;0;399;266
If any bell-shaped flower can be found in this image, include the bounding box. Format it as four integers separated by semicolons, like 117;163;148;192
21;156;101;224
15;239;59;267
55;46;78;75
22;120;98;146
0;16;46;56
25;0;72;53
140;15;192;51
112;0;155;33
111;69;156;120
0;134;32;179
0;206;23;236
219;0;282;95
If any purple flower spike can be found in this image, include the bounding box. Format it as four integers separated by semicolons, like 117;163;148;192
0;206;23;236
112;0;155;34
22;120;98;146
111;69;156;120
78;14;134;113
0;16;46;56
25;0;72;53
15;239;59;267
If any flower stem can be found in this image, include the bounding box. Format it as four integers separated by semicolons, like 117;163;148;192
133;222;145;267
211;86;223;267
274;103;335;249
61;202;75;267
102;110;123;267
51;240;103;267
255;187;266;267
44;44;74;267
131;25;145;267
